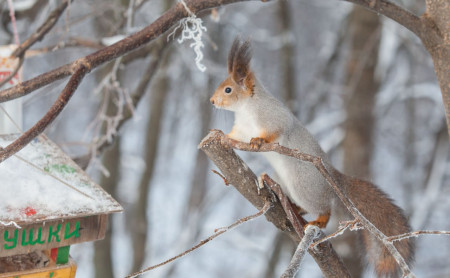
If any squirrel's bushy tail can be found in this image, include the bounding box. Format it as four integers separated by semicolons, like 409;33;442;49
335;171;415;277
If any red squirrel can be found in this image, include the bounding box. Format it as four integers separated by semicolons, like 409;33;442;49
210;38;414;277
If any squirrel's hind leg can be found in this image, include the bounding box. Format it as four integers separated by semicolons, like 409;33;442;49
306;212;331;229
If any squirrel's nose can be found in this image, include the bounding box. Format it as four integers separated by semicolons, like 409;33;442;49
210;98;215;105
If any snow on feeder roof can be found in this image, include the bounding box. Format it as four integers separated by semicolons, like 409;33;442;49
0;134;122;258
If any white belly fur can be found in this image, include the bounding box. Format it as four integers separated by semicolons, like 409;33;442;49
263;148;333;215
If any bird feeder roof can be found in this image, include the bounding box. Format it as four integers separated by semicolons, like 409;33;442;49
0;134;123;225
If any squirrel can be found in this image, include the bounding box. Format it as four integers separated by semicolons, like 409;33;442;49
210;37;414;277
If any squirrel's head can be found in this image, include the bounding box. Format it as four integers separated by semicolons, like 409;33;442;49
210;37;255;111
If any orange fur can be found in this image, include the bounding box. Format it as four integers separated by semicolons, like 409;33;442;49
259;129;280;143
210;76;253;109
307;211;331;229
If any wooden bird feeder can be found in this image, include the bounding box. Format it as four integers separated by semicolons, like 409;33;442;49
0;134;123;277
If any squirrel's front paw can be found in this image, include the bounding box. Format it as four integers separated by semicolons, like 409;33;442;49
250;137;265;150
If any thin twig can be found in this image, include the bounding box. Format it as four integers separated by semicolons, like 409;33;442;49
281;225;320;278
387;230;450;243
0;64;89;163
310;220;361;248
11;0;73;58
95;39;168;155
125;201;271;278
0;0;269;164
211;169;230;185
28;37;104;55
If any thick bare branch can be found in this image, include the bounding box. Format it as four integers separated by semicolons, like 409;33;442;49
205;130;415;277
339;0;450;136
0;0;266;104
0;0;268;163
341;0;425;38
262;174;307;237
199;130;351;278
0;64;88;163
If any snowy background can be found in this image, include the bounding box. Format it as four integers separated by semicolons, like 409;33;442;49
0;0;449;277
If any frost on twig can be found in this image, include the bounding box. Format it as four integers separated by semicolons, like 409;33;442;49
310;220;362;249
83;57;135;173
387;230;450;243
281;225;320;278
168;0;207;72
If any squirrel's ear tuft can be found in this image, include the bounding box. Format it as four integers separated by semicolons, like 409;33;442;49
228;37;241;74
229;37;252;86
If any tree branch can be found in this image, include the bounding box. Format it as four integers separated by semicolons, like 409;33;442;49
262;174;308;237
0;0;268;163
0;0;266;103
339;0;450;136
281;225;320;278
204;129;415;277
199;130;351;278
11;0;73;58
125;201;271;278
0;63;89;163
341;0;425;38
0;0;72;91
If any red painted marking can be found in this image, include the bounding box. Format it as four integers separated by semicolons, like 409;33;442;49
24;206;37;216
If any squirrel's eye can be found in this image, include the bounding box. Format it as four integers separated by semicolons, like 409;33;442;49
225;87;232;94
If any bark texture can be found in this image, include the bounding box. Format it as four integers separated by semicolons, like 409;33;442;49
199;131;351;278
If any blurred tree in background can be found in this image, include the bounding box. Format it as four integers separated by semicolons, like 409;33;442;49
0;0;448;277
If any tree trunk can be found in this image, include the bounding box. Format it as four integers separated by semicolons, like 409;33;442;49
94;133;121;278
342;7;380;179
92;3;124;275
339;6;381;277
130;49;171;272
423;1;450;136
278;0;296;113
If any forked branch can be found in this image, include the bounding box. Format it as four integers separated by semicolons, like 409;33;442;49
0;0;269;163
204;129;415;277
11;0;74;58
199;131;351;278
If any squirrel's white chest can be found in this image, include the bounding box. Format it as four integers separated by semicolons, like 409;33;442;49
232;110;262;142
